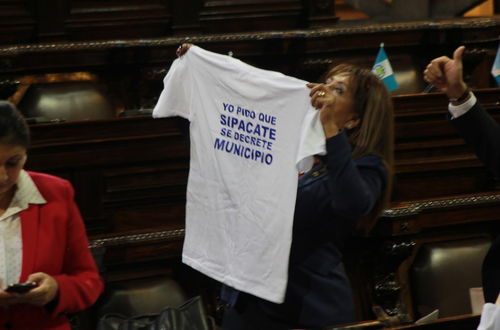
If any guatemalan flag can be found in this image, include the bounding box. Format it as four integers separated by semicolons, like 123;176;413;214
492;41;500;87
372;43;399;92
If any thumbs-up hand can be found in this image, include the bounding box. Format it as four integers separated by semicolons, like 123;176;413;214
424;46;468;99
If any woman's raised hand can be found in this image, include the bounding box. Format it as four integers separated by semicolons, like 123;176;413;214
307;83;340;138
176;43;193;57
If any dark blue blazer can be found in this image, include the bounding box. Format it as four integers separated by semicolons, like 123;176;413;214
449;101;500;304
223;131;388;328
449;101;500;178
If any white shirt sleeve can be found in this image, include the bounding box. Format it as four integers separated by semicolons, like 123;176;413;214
448;92;477;119
153;49;194;120
296;110;326;173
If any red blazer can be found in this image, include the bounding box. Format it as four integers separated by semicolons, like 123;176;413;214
0;171;104;330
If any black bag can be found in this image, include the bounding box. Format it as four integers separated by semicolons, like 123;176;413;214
97;313;157;330
96;296;213;330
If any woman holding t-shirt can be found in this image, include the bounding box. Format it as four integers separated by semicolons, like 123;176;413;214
177;44;394;330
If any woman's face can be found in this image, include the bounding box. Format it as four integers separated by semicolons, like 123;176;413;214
324;74;358;129
0;143;27;201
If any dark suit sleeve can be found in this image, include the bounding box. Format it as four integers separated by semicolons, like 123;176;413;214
324;131;387;220
450;101;500;178
451;103;500;302
482;234;500;303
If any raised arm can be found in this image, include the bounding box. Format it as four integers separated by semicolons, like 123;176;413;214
176;43;193;57
425;46;500;177
424;46;468;101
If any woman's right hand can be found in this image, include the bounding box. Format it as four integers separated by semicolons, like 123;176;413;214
176;43;193;57
307;83;340;138
0;278;22;307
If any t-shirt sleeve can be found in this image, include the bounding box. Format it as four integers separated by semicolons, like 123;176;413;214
153;53;193;120
296;109;326;173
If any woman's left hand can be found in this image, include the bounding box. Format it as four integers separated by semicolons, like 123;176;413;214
176;43;193;57
17;273;59;307
307;83;340;138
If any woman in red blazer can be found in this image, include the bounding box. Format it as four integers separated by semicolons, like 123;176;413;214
0;101;104;329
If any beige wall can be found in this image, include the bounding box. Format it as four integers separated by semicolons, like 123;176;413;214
336;0;495;20
464;0;494;16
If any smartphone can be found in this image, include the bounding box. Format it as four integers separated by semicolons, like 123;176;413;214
5;282;36;293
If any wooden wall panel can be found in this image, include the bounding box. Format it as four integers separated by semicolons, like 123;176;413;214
0;0;36;44
199;0;304;33
23;116;190;236
102;162;188;233
0;0;340;44
65;0;172;40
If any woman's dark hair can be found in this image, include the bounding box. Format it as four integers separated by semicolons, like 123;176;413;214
0;101;30;149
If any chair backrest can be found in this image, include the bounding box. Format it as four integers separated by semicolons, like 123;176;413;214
409;237;491;319
18;81;116;122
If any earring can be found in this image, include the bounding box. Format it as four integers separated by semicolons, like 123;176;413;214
347;123;353;130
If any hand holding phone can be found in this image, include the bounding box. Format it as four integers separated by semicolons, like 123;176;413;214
4;282;37;294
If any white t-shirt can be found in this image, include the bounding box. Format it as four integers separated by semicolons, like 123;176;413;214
153;46;325;303
478;303;500;330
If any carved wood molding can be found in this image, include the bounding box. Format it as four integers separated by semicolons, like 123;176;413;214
372;240;415;320
383;193;500;217
1;17;500;55
89;228;185;250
